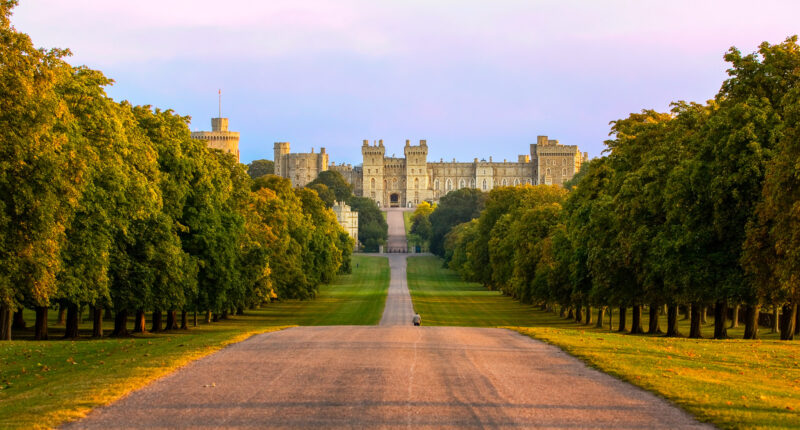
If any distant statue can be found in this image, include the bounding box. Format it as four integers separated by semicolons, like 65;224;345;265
413;313;421;326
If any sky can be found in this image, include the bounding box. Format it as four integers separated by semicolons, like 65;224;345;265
9;1;800;164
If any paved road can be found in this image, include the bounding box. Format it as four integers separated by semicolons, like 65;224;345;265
380;208;415;326
66;326;709;429
65;208;709;429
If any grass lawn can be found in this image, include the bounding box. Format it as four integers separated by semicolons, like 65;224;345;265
0;255;389;429
406;255;800;429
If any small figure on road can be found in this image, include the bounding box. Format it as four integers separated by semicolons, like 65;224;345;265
413;313;421;326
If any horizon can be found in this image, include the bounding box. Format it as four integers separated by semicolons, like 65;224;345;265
10;0;800;164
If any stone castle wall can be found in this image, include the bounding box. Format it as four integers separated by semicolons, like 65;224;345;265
275;136;587;208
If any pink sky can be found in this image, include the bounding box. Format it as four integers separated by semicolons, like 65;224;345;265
11;1;800;163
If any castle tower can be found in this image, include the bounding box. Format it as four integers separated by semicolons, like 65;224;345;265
190;91;240;162
362;139;386;207
404;139;429;206
274;142;290;177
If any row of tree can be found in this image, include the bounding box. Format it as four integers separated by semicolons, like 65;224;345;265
437;37;800;340
0;2;352;341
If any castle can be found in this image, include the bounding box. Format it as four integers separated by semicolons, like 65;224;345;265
192;117;240;162
274;136;587;208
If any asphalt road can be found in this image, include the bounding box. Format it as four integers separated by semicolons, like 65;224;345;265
65;208;709;429
65;326;709;429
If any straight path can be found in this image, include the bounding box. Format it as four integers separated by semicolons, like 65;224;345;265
380;208;415;326
66;326;709;429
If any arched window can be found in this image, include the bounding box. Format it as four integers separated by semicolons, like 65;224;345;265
446;179;453;191
526;179;532;185
562;168;567;176
414;178;419;189
459;179;466;189
562;159;567;166
470;179;475;188
371;178;375;189
434;179;439;190
482;179;488;190
514;178;520;186
502;178;507;186
546;168;551;175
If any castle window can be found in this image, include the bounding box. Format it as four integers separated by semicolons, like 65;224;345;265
392;178;397;189
415;178;419;189
446;179;453;191
371;178;375;189
459;179;465;189
434;179;439;190
562;168;567;176
546;168;551;175
514;178;520;186
482;179;487;190
502;178;507;186
470;179;475;188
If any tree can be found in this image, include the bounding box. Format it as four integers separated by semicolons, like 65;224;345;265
307;183;336;208
429;189;486;257
247;159;274;179
0;2;87;339
309;170;353;203
347;197;387;252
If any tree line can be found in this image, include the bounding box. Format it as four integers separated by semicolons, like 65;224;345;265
0;2;352;341
430;37;800;340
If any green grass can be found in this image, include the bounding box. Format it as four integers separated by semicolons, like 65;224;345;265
407;256;544;326
0;255;389;429
406;255;800;429
403;210;413;235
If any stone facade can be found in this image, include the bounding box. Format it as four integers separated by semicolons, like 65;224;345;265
276;136;587;208
332;201;359;248
191;117;240;162
274;142;329;188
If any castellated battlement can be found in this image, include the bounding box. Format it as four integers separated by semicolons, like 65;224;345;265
276;135;585;208
191;117;240;162
273;142;329;188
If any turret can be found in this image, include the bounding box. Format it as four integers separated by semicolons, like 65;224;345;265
274;142;291;177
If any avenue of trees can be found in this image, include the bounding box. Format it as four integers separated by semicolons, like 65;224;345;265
0;2;352;340
437;37;800;340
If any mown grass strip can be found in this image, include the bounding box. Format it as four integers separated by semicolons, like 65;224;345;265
0;255;389;429
407;255;800;429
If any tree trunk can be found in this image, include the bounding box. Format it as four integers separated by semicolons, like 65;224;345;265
133;309;147;333
608;307;613;331
566;307;574;320
112;309;129;337
165;310;178;331
630;305;644;334
0;304;11;341
617;306;627;332
779;303;797;341
714;300;728;339
559;305;566;318
585;305;593;325
743;303;759;340
212;312;220;322
771;305;779;333
665;304;681;337
795;308;800;335
193;311;198;327
151;309;162;332
92;306;103;338
57;304;66;325
701;306;708;324
689;302;703;339
221;309;229;320
181;310;188;330
34;306;48;340
236;306;244;316
648;304;662;334
64;303;79;339
595;307;605;328
12;309;26;330
205;310;212;323
574;303;583;323
730;304;740;328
